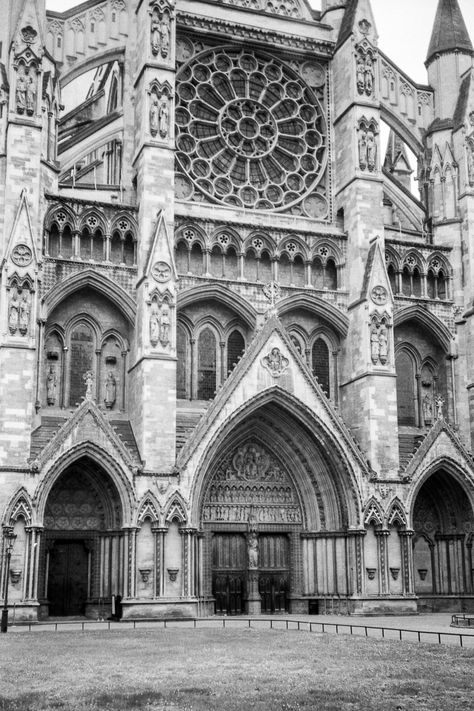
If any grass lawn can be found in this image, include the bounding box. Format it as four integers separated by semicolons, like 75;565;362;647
0;627;473;710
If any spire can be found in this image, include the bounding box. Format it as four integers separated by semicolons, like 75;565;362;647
336;0;377;50
426;0;473;65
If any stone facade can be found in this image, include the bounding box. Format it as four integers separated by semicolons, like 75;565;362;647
1;0;474;621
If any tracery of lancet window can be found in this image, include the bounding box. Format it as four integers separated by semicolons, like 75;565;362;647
177;319;248;400
401;256;422;297
427;261;448;300
190;243;204;275
245;247;259;281
80;226;105;261
69;321;96;406
311;255;337;290
395;348;417;426
312;338;330;397
61;225;73;259
387;262;397;295
176;240;189;274
197;327;217;400
175;47;327;214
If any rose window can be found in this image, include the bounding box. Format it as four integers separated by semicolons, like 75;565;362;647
175;48;327;213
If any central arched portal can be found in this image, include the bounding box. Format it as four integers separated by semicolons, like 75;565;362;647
197;399;360;615
40;457;124;618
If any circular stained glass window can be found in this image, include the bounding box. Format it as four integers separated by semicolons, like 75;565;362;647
175;47;327;212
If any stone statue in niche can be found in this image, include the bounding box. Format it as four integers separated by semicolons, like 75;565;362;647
358;129;367;170
378;325;388;364
159;98;169;139
8;290;20;335
15;67;27;114
149;97;159;137
366;130;377;171
435;394;445;420
370;323;379;364
104;371;117;409
26;74;36;115
149;300;160;347
356;56;365;95
247;531;259;569
370;319;389;366
151;9;170;59
159;303;170;346
46;365;57;406
422;393;433;425
83;370;94;401
19;291;30;335
466;139;474;187
364;55;374;96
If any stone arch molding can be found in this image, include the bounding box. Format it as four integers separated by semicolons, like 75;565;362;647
43;269;136;326
3;488;33;527
186;387;364;530
135;491;162;526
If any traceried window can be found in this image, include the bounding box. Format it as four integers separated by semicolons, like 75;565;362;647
197;328;217;400
175;48;327;216
312;338;330;397
227;330;245;374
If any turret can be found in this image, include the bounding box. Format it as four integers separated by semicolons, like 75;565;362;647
426;0;474;120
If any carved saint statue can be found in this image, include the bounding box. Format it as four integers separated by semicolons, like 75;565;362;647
104;371;117;409
8;290;20;335
467;140;474;187
83;370;94;401
150;300;160;346
159;98;169;139
356;56;365;95
19;292;30;335
16;69;27;114
150;98;159;137
159;16;170;58
370;323;379;364
151;12;160;55
247;532;259;569
364;55;374;96
159;304;170;346
366;130;377;171
422;393;433;425
435;394;445;420
378;325;388;364
46;365;57;406
358;130;367;170
26;75;36;115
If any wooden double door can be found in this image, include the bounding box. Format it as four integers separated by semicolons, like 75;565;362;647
47;540;89;617
212;533;290;615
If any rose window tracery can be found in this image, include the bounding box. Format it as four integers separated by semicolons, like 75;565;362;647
175;47;327;214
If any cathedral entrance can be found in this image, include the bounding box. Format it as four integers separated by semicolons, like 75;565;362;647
413;469;474;611
47;540;89;616
40;456;124;618
202;440;304;614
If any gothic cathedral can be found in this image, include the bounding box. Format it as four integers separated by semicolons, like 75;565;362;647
1;0;474;621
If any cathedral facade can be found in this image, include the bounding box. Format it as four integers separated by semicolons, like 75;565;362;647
1;0;474;621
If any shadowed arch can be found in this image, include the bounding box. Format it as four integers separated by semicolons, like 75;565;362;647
188;387;363;530
277;294;349;338
178;284;257;330
33;443;136;526
394;305;453;352
43;269;136;326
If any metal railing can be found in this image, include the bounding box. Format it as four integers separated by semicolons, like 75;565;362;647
8;616;474;647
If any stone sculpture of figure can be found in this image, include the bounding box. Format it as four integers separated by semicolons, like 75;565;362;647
422;393;433;424
370;323;379;364
104;371;116;409
364;55;374;96
467;140;474;187
247;532;258;569
159;304;170;346
149;98;159;137
19;292;30;335
83;370;94;401
435;394;445;420
358;130;367;170
151;11;160;55
367;130;377;171
159;15;170;58
150;300;160;346
159;99;169;139
356;56;365;94
378;325;388;364
26;75;36;115
16;69;27;114
46;365;57;406
8;290;20;335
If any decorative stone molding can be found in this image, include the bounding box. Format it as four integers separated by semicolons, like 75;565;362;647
261;347;290;378
167;567;179;582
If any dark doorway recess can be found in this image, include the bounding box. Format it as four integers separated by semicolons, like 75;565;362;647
47;540;88;616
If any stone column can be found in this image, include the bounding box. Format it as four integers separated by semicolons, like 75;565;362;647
153;527;167;597
375;529;390;594
246;530;261;615
399;530;415;595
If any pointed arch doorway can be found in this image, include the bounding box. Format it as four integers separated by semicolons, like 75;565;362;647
41;456;124;618
201;439;304;615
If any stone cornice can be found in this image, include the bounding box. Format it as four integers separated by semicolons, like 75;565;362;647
176;12;334;57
